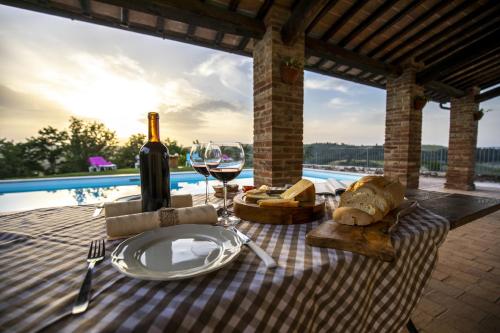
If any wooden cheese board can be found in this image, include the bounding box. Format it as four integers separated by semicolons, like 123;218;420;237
305;200;417;262
233;193;325;225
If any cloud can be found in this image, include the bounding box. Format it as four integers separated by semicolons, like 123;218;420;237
0;84;73;141
305;78;349;93
191;53;252;95
328;97;352;107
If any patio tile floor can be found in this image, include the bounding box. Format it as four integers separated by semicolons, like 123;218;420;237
407;178;500;333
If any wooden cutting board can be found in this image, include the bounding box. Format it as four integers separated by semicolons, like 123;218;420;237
233;193;325;225
306;201;417;262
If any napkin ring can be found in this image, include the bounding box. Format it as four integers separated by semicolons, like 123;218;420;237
159;208;180;227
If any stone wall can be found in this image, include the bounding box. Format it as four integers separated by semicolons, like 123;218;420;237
384;66;424;189
253;6;304;187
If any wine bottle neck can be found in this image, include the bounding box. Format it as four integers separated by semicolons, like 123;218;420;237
148;113;160;142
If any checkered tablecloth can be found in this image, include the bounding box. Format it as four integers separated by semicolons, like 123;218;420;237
0;195;449;333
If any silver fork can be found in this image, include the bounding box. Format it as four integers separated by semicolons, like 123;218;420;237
72;240;105;314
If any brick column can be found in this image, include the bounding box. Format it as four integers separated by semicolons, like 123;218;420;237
384;66;424;189
445;88;479;191
253;6;304;187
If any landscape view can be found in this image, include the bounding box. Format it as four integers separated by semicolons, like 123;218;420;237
1;5;499;182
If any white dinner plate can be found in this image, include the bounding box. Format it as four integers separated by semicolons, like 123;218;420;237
111;224;242;280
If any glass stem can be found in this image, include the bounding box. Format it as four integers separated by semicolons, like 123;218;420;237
205;176;209;204
223;181;228;217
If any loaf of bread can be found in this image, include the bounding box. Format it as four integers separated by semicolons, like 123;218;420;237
334;176;405;226
333;207;375;226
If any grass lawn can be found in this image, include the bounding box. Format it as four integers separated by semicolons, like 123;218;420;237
10;166;194;179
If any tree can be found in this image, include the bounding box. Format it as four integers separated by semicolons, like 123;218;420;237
164;137;187;166
63;117;118;172
164;137;184;155
241;143;253;168
26;126;69;174
0;139;41;178
114;134;146;168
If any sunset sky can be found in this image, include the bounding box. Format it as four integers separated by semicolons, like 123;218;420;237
0;5;499;147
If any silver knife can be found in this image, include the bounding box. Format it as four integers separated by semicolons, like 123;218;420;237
232;228;277;268
387;200;419;234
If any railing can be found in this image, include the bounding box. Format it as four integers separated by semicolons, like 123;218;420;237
303;147;500;176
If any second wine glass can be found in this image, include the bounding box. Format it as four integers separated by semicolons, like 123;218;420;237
190;143;210;204
205;142;245;227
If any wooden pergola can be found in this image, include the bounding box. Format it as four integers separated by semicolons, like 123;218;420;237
2;0;499;189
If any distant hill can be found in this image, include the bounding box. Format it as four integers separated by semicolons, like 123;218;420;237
422;144;447;151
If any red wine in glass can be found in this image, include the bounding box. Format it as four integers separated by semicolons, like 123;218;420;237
193;164;210;177
205;143;245;226
207;168;242;182
190;143;210;204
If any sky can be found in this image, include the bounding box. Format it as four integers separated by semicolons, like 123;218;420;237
0;5;499;147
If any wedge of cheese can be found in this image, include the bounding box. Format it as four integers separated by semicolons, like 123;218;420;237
280;179;315;203
258;198;299;207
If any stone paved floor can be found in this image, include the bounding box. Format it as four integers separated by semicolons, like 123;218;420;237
406;178;500;333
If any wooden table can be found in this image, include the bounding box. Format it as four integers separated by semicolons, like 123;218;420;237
405;189;500;229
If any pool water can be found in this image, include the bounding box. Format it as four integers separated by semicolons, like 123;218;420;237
0;169;361;212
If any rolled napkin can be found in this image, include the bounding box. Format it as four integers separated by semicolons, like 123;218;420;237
106;204;218;239
104;194;193;218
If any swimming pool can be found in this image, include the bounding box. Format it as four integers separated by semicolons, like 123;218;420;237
0;169;361;212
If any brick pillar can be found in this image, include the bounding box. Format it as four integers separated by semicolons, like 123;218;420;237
384;66;424;189
253;6;304;187
445;88;479;191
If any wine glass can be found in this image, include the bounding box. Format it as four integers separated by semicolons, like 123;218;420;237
205;142;245;227
190;143;210;204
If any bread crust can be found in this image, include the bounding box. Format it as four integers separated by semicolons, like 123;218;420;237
333;207;375;226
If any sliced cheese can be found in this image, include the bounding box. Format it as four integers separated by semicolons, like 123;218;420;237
258;199;299;207
245;193;272;204
280;179;315;203
246;185;270;195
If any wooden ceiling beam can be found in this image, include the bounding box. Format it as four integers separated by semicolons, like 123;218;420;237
367;1;451;58
155;16;164;33
306;37;462;99
337;0;397;47
415;17;500;65
425;81;465;99
281;0;333;45
393;4;499;65
238;0;274;50
477;86;500;103
214;0;240;46
305;66;386;90
445;50;500;80
352;0;420;53
79;0;90;16
97;0;265;39
444;60;500;86
380;0;473;62
320;0;368;42
315;58;331;69
479;78;500;91
186;24;196;38
120;7;129;27
306;37;399;76
305;0;339;34
417;31;500;84
0;0;254;58
228;0;240;12
455;70;500;90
